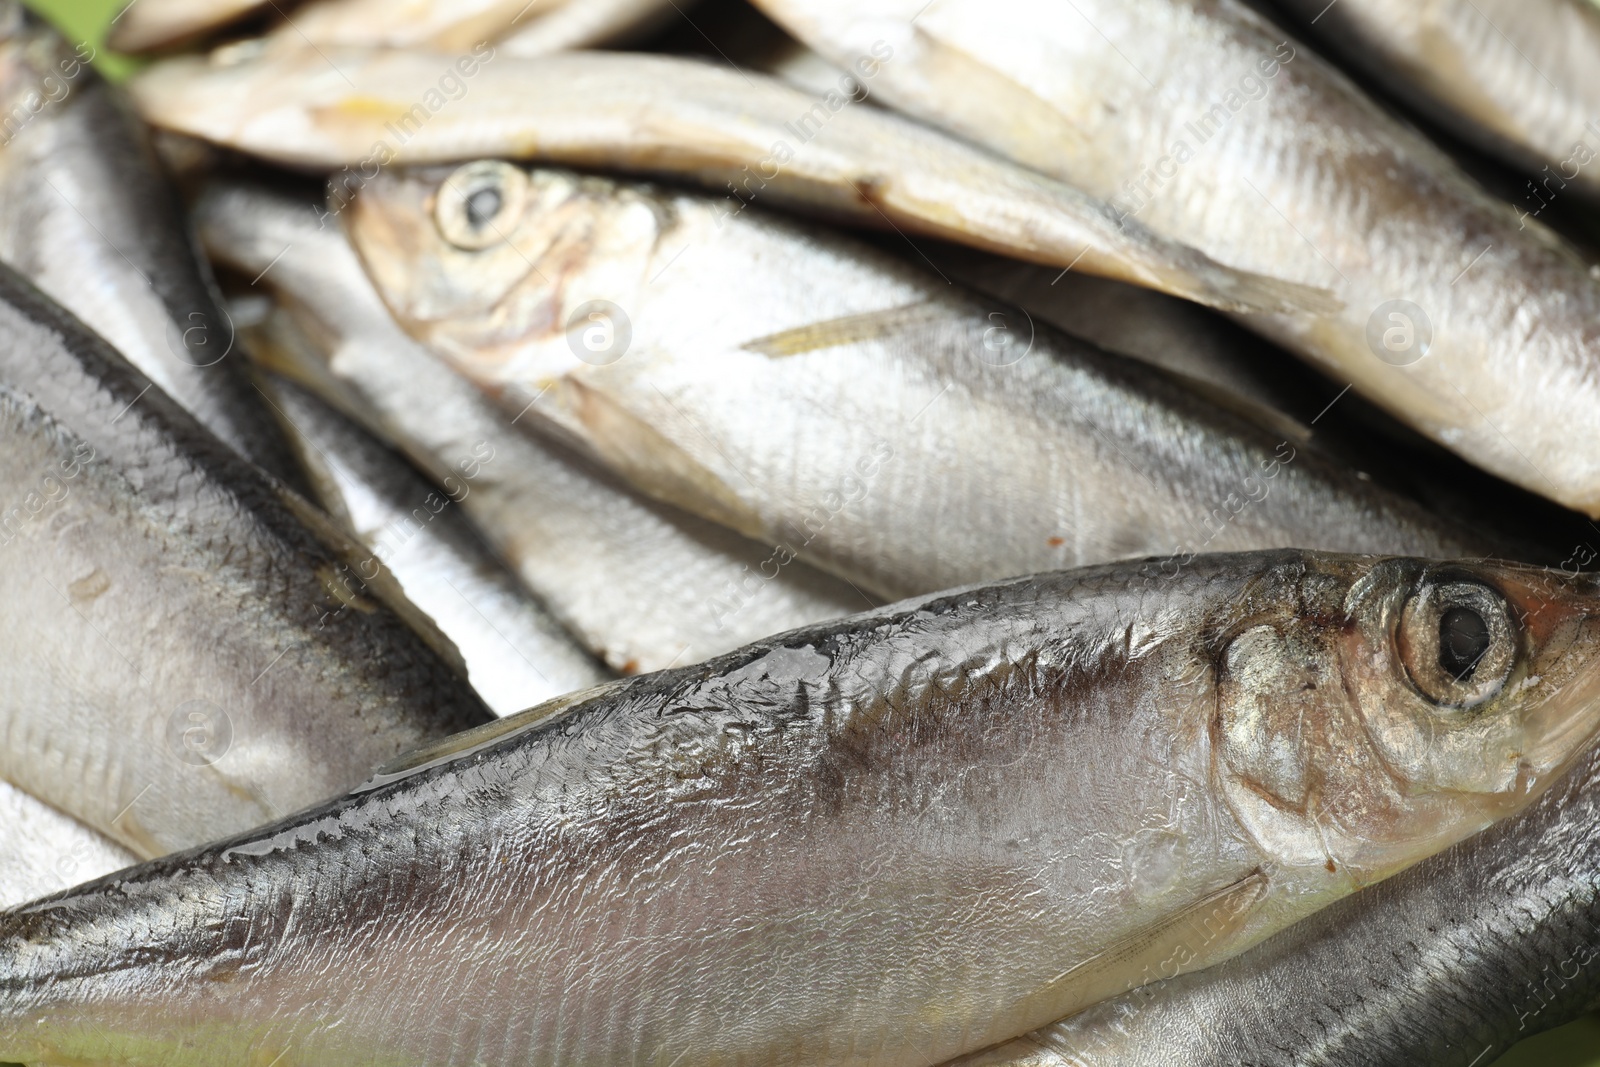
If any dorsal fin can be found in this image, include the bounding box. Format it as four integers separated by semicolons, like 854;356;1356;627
354;678;631;793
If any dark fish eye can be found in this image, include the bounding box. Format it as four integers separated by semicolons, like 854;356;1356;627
434;160;528;251
1438;605;1490;681
1398;578;1517;708
465;186;503;230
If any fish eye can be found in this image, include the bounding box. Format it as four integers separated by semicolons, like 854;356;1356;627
1397;578;1518;708
435;160;527;251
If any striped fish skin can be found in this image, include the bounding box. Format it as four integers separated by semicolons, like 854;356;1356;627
750;0;1600;518
347;163;1484;602
2;550;1598;1065
197;181;872;673
0;4;304;489
126;46;1327;315
257;371;612;716
0;263;492;860
1272;0;1600;202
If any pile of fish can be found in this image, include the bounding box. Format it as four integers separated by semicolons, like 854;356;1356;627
0;0;1596;1062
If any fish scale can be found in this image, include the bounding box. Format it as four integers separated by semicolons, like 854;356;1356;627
1272;0;1600;199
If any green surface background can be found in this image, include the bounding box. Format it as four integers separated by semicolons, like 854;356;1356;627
14;0;1600;1063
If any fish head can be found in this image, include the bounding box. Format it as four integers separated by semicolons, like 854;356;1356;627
346;161;667;386
1212;554;1600;887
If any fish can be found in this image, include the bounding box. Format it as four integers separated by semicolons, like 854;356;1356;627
0;262;493;860
254;368;612;716
945;702;1600;1067
0;3;305;489
1272;0;1600;204
0;781;134;911
750;0;1600;518
346;163;1483;602
196;181;871;673
106;0;271;53
126;46;1331;316
0;549;1596;1065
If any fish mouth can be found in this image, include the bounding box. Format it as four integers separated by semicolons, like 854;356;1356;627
1491;568;1600;795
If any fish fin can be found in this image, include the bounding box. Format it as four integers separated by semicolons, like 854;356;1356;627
356;678;631;792
1195;267;1342;318
274;483;475;683
1161;368;1314;448
1024;870;1269;1023
558;376;770;540
742;301;948;356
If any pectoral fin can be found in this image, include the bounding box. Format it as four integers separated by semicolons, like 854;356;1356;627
742;301;949;357
1016;870;1269;1034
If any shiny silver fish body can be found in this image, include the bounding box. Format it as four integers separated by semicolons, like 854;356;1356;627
1274;0;1600;202
0;4;303;488
127;47;1326;315
949;729;1600;1067
752;0;1600;517
198;182;870;673
349;165;1482;601
0;782;134;911
258;371;611;716
4;549;1599;1065
0;264;492;859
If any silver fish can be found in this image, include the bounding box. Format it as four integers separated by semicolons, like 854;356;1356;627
0;4;304;488
1;550;1597;1065
127;46;1329;315
197;181;871;673
0;264;492;859
256;370;612;716
751;0;1600;518
346;164;1482;601
0;782;134;910
1273;0;1600;203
